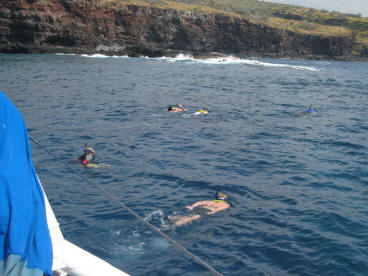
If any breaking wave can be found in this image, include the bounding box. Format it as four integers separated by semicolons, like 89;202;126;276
155;53;319;71
74;52;319;71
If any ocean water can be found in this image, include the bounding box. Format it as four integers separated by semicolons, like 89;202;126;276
1;53;367;275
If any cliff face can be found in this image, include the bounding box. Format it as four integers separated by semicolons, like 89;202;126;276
0;0;354;59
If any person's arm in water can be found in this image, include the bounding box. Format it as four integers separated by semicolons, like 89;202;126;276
186;201;209;210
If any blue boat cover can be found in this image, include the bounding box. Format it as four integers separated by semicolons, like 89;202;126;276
0;91;52;276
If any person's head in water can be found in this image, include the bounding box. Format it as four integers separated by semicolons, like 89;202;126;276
305;104;316;114
215;191;228;201
79;145;95;165
84;146;95;156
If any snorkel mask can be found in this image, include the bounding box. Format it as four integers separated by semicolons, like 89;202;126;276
84;149;94;155
215;191;228;201
83;144;95;154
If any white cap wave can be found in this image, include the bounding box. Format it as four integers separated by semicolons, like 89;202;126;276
160;53;319;71
73;52;319;71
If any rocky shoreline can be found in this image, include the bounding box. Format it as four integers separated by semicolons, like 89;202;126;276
0;0;364;61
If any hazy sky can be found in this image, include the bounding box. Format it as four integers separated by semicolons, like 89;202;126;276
264;0;368;17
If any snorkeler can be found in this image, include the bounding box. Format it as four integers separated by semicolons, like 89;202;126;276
304;104;316;114
195;107;209;115
166;191;230;226
297;104;316;117
305;104;316;113
78;145;95;166
167;104;185;112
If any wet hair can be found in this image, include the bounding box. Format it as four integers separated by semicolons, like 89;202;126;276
168;106;172;111
215;191;228;201
308;104;314;110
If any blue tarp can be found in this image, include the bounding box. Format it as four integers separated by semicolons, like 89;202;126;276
0;91;52;275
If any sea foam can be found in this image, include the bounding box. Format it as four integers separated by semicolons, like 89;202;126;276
75;52;319;71
156;54;319;71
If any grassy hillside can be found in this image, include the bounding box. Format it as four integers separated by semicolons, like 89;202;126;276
260;4;368;55
84;0;368;56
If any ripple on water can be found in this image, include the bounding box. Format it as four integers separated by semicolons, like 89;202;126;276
1;54;368;275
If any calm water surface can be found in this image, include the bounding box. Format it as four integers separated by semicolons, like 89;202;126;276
1;54;367;275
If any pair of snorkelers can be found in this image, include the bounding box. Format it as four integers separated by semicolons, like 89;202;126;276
167;104;210;114
165;191;230;226
76;145;229;226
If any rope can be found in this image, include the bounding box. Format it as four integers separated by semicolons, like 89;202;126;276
29;136;223;276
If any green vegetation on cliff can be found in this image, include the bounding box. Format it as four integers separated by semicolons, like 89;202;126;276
98;0;367;57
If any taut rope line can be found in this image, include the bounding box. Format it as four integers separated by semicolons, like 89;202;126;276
29;136;223;276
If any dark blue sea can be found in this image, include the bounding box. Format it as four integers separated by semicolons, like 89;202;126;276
1;53;367;275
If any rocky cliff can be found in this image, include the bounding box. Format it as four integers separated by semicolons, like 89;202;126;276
0;0;355;59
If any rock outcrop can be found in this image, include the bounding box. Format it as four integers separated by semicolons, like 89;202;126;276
0;0;355;59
